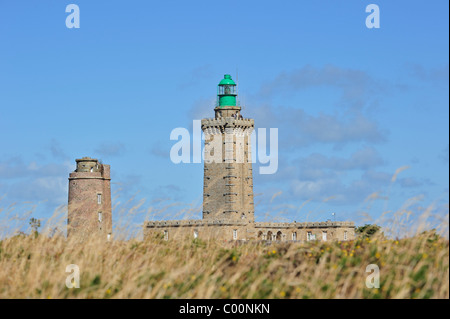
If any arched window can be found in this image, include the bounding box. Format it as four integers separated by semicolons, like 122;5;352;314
276;231;282;241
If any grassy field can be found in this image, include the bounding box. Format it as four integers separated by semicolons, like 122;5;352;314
0;229;448;299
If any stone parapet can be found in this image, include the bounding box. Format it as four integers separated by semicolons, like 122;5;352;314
69;171;111;180
201;118;254;129
255;221;355;229
146;219;249;228
146;220;354;229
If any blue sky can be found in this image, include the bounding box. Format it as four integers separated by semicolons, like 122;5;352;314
0;1;448;233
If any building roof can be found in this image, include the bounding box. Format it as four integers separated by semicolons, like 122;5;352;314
218;74;236;86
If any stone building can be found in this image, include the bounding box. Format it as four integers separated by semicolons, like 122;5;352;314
202;74;255;223
144;75;355;242
68;157;112;239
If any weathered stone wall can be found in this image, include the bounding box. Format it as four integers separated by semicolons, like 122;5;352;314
202;114;255;223
144;106;356;243
254;223;356;242
214;106;242;119
144;222;251;242
144;220;355;242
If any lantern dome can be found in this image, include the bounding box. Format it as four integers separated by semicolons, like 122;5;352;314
217;74;237;107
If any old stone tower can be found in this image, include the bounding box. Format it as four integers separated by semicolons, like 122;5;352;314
145;74;355;242
68;157;112;239
201;74;255;223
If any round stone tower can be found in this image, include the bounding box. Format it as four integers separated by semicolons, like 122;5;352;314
68;157;112;239
202;74;255;224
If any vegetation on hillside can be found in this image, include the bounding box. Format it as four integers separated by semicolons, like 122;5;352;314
0;228;448;299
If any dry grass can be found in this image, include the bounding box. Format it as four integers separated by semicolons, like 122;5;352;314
0;228;448;299
1;193;448;299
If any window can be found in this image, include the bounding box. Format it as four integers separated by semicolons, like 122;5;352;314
233;229;237;240
322;231;327;241
98;212;102;223
164;230;169;241
344;231;348;241
276;231;282;241
107;233;111;241
292;232;297;241
194;230;198;239
307;232;316;241
97;194;102;205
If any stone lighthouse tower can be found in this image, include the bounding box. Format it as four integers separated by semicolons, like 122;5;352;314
201;74;255;223
67;157;112;239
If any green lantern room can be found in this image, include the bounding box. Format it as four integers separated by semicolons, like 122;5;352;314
215;74;242;119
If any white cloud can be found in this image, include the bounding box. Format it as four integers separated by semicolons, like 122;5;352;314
0;158;71;180
258;64;386;109
49;139;69;160
94;142;126;157
0;158;72;208
251;105;386;149
439;145;449;164
298;147;384;172
407;63;449;86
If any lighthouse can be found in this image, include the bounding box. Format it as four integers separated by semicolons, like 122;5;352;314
144;74;356;242
201;74;255;224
